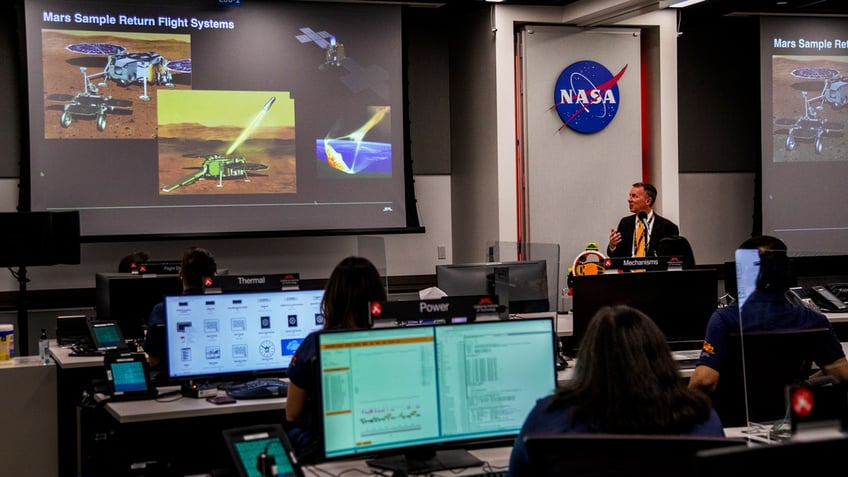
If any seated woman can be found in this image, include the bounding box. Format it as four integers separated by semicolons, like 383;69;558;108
284;256;387;462
508;305;724;477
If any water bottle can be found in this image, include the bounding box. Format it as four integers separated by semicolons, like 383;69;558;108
39;328;50;365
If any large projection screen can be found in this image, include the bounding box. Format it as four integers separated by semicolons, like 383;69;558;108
23;0;419;241
761;17;848;253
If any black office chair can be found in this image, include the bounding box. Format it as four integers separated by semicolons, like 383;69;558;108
655;235;696;269
710;327;833;427
525;433;746;477
695;435;848;476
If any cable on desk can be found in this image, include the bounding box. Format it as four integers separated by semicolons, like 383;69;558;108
154;390;183;402
306;464;377;477
427;460;507;477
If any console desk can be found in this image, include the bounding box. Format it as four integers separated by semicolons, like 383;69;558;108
84;387;286;476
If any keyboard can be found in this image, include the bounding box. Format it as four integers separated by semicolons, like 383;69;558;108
462;471;507;477
225;379;288;399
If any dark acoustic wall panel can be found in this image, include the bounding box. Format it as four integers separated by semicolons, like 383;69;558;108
677;14;760;173
0;2;23;179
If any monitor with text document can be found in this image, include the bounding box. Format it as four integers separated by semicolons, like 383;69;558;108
317;317;557;474
164;289;325;383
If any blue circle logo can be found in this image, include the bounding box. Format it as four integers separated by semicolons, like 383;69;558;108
553;61;627;134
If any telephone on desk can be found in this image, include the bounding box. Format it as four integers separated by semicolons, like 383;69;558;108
788;284;848;313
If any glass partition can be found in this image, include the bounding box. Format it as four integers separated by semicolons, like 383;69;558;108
731;248;834;440
486;241;561;316
357;236;388;291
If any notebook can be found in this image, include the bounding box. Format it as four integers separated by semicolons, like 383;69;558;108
87;319;131;352
222;424;306;477
103;352;159;401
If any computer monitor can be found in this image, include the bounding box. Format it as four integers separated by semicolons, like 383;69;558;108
163;289;326;383
571;269;718;350
435;260;550;316
317;317;558;474
95;272;183;340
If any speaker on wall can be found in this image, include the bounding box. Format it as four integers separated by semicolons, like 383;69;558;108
0;211;80;267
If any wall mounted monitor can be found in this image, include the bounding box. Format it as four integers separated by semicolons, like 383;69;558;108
435;260;550;316
22;0;420;240
571;269;718;351
317;317;557;474
95;272;183;340
164;289;325;383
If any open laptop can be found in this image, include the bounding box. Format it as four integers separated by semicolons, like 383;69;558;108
103;352;159;401
222;424;305;477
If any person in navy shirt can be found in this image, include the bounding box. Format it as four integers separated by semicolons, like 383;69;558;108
143;246;216;371
509;305;723;477
284;256;387;462
689;235;848;395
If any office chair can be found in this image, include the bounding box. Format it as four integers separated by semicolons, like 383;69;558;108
655;235;696;269
695;435;848;476
525;433;746;477
710;327;833;428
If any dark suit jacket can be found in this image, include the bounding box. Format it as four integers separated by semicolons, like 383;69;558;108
606;213;679;258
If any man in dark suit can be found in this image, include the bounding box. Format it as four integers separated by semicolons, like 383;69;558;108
606;182;679;258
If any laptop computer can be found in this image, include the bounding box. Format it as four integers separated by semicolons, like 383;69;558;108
103;351;159;401
222;424;306;477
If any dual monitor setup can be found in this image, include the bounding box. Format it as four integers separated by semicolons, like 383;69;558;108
90;257;723;474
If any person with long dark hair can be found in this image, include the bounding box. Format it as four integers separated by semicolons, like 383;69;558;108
508;305;723;477
284;256;387;461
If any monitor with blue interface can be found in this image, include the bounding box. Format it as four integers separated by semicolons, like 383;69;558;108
317;317;557;474
435;260;549;316
164;289;325;382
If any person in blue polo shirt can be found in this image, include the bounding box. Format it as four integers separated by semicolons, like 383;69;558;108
688;235;848;395
284;256;387;463
143;246;217;371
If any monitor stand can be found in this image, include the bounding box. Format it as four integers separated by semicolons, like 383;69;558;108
367;449;483;474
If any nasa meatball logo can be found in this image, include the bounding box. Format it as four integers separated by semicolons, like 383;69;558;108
553;61;627;134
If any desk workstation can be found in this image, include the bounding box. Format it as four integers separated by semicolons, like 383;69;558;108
38;261;848;477
39;309;848;477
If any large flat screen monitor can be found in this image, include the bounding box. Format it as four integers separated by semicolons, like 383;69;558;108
22;0;420;240
95;272;183;340
571;269;718;351
435;260;550;316
317;317;557;474
164;289;325;383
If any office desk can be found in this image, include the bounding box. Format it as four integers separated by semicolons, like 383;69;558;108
49;342;107;477
104;387;285;423
84;387;287;476
0;356;58;477
306;446;512;476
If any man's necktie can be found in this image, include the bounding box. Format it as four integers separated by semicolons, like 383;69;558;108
635;220;646;257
